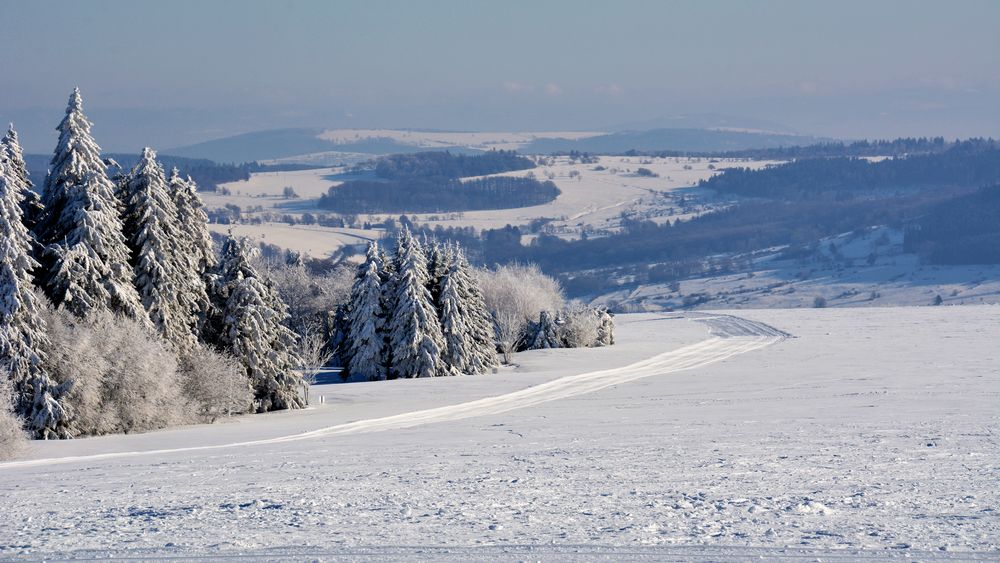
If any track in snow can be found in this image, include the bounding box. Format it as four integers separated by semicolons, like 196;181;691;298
0;313;787;469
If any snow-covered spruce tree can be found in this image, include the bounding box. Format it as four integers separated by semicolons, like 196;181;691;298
345;242;386;381
0;159;69;438
0;125;44;233
425;239;447;303
386;230;447;378
450;246;499;373
216;236;304;412
169;169;216;276
596;309;615;346
34;88;147;322
436;244;498;374
167;169;214;339
122;148;197;353
530;310;561;350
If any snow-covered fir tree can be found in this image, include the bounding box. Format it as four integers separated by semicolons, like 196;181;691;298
0;159;68;439
425;239;447;303
34;88;147;322
386;230;447;378
122;148;198;352
530;310;561;350
169;168;216;274
596;309;615;346
216;236;304;412
0;125;43;232
167;168;214;338
345;242;386;381
444;244;499;373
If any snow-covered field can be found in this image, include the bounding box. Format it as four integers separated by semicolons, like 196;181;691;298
204;156;778;258
205;223;379;258
596;227;1000;311
2;307;997;560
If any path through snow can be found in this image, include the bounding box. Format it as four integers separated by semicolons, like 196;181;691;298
0;314;786;470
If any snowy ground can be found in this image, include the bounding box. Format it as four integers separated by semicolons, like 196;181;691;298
1;307;998;560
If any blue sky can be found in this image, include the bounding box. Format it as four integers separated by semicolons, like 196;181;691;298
1;0;997;151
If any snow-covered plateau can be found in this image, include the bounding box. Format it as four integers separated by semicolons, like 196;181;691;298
1;306;998;561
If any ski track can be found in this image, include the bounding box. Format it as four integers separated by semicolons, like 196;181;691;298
0;314;787;470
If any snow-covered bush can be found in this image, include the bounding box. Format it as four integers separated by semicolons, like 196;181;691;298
0;377;28;461
559;308;601;348
179;347;252;422
475;264;564;362
43;308;189;436
260;260;352;335
524;307;615;350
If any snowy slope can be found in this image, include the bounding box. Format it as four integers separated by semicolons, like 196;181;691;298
1;308;998;560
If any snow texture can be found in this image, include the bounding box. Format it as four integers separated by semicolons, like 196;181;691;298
0;307;997;561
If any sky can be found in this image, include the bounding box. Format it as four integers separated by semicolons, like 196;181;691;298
1;0;998;152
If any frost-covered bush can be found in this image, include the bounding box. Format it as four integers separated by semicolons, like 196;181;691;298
559;308;601;348
259;260;352;334
179;347;252;422
43;309;189;436
525;307;615;350
475;264;564;362
0;377;28;461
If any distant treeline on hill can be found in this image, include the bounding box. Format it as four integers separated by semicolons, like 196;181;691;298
373;150;535;179
24;153;321;193
318;150;553;213
711;137;956;159
549;137;985;160
904;185;1000;265
318;176;560;214
698;140;1000;200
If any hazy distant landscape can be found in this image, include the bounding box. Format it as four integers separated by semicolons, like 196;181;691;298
2;1;998;561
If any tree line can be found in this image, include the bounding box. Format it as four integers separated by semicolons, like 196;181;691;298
698;140;1000;200
373;150;535;180
317;175;560;214
1;89;304;445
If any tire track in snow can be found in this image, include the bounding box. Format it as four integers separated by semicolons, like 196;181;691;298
0;314;787;469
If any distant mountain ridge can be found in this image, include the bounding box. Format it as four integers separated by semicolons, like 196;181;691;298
162;126;832;164
523;128;830;154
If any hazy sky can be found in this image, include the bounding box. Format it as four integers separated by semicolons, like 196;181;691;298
2;0;998;152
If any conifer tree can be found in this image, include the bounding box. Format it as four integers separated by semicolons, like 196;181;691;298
169;169;216;274
425;238;447;303
168;168;214;338
216;236;304;411
0;159;68;438
436;250;467;375
0;125;43;232
345;242;386;381
386;230;446;378
443;244;499;373
34;88;146;322
122;148;197;352
530;310;561;349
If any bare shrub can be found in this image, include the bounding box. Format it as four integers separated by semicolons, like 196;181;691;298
43;309;190;436
559;308;600;348
0;377;28;461
179;347;252;422
260;261;353;333
476;264;564;363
